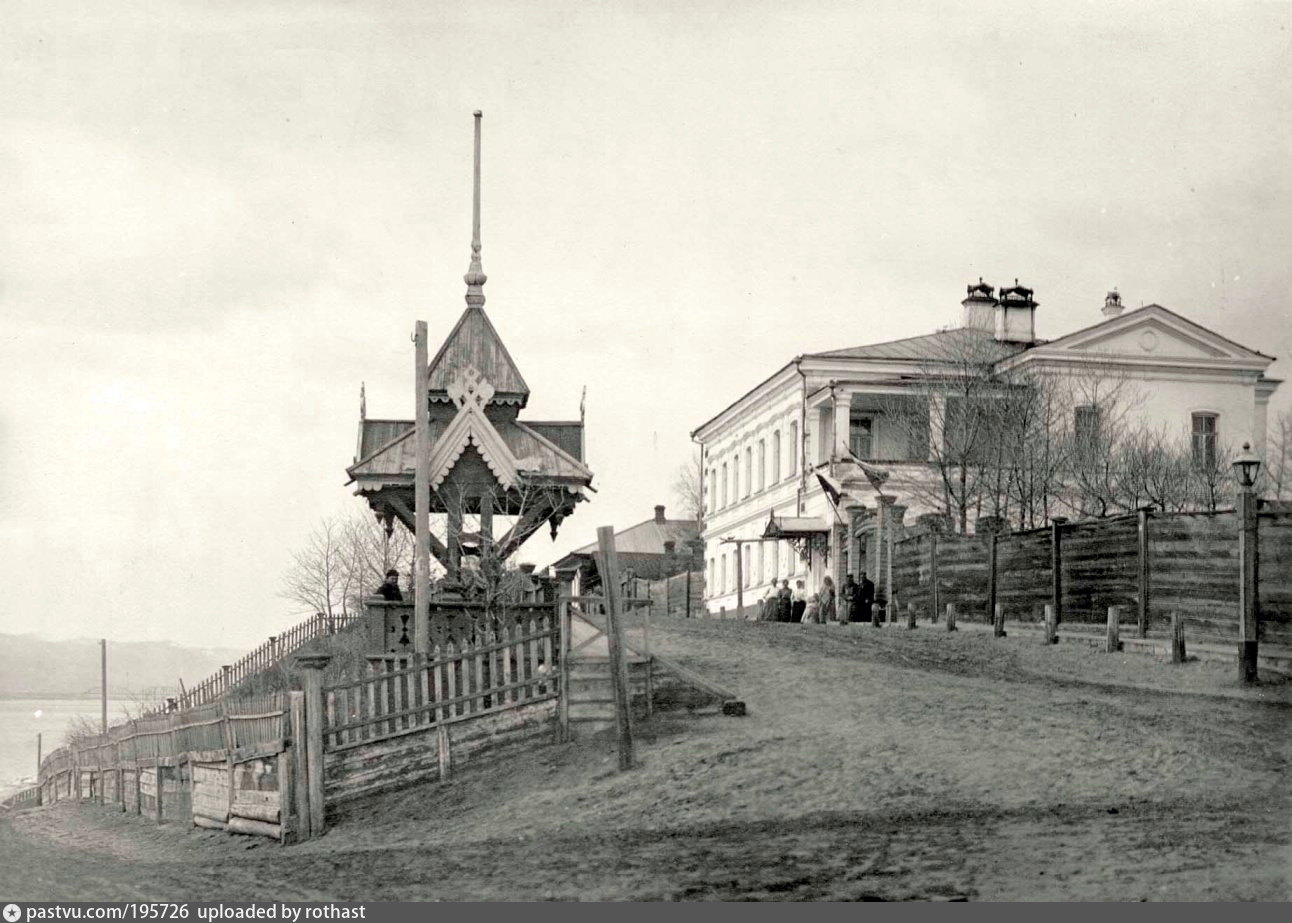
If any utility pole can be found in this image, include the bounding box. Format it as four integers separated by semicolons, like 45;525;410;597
414;320;431;654
100;638;107;734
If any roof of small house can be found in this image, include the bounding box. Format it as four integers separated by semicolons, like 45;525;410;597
426;306;531;405
567;516;700;558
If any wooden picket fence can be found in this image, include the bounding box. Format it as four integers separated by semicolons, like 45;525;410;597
178;612;365;710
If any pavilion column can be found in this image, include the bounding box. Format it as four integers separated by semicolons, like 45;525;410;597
447;498;463;582
849;507;869;580
478;491;494;556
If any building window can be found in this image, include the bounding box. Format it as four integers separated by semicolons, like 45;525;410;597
707;469;715;513
772;540;779;577
1192;413;1218;469
850;416;874;459
1074;405;1100;449
757;542;765;582
789;421;799;476
732;455;740;501
772;430;782;482
743;546;752;586
707;558;714;594
758;439;766;491
721;555;727;593
744;448;752;497
721;463;729;508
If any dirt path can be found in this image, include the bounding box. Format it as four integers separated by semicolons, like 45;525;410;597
2;619;1288;901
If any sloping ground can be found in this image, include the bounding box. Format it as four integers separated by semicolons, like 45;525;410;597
2;618;1289;901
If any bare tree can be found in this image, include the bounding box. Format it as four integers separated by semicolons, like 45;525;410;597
1264;408;1292;500
671;449;704;525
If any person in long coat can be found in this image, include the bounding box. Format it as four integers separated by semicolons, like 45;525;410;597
759;581;779;621
852;571;876;622
777;579;793;622
818;575;836;624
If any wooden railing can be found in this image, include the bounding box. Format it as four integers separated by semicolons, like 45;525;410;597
324;609;558;751
178;612;365;710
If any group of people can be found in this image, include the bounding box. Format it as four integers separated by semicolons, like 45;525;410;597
757;572;876;624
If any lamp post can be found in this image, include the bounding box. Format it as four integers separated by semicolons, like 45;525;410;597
1233;442;1261;684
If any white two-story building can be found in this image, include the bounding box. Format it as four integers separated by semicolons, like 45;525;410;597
691;281;1281;617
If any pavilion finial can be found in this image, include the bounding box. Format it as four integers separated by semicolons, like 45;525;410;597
464;110;487;309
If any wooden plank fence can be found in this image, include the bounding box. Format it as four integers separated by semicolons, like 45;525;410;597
322;606;560;805
891;507;1292;649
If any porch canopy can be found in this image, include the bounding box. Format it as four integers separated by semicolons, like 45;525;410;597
762;514;830;540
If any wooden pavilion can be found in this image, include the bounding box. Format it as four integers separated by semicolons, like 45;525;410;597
345;112;593;587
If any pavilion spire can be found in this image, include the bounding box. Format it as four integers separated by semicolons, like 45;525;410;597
463;110;487;309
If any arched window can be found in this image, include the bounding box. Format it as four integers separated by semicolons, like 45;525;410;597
758;439;766;490
721;463;728;508
707;558;714;594
721;555;727;593
757;542;765;582
788;421;799;476
744;447;752;497
706;469;715;513
772;430;782;482
733;455;740;501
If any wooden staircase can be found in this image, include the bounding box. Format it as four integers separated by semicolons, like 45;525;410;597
565;655;655;734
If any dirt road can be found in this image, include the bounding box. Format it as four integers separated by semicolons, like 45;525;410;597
2;619;1289;900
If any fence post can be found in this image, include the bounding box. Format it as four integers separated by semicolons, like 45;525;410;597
1043;603;1057;645
993;603;1006;638
986;533;998;625
1137;505;1152;639
1170;612;1187;664
946;603;957;632
556;572;574;743
288;690;310;840
1050;517;1067;626
296;653;331;837
906;602;917;630
871;603;881;627
929;532;940;624
596;526;636;772
1105;605;1122;653
685;569;692;619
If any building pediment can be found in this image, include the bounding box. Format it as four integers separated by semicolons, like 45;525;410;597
1000;304;1271;373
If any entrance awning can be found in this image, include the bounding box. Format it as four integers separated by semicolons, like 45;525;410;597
763;514;830;540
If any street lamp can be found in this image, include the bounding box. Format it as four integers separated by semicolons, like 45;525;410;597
1232;441;1261;684
1233;442;1261;489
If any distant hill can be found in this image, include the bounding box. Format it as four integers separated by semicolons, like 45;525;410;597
0;633;246;699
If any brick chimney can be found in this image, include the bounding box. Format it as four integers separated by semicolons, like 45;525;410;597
961;278;997;332
664;540;676;554
654;504;666;523
995;280;1038;344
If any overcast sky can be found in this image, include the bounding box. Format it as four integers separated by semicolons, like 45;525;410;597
3;1;1290;651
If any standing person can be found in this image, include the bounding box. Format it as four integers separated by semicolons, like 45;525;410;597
759;581;779;621
791;580;807;623
818;575;836;624
803;591;820;625
840;575;857;624
857;568;878;617
777;579;793;622
376;568;404;601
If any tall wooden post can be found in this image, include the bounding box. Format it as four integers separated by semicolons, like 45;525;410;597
685;569;692;619
100;638;108;734
734;544;744;620
596;527;635;771
36;733;42;806
986;534;998;624
556;571;574;743
1050;517;1067;626
929;532;939;624
1137;505;1152;639
297;654;331;837
289;690;310;840
1105;605;1122;653
414;320;431;654
1237;489;1259;683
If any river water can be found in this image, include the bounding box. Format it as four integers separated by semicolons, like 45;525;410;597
0;696;136;800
